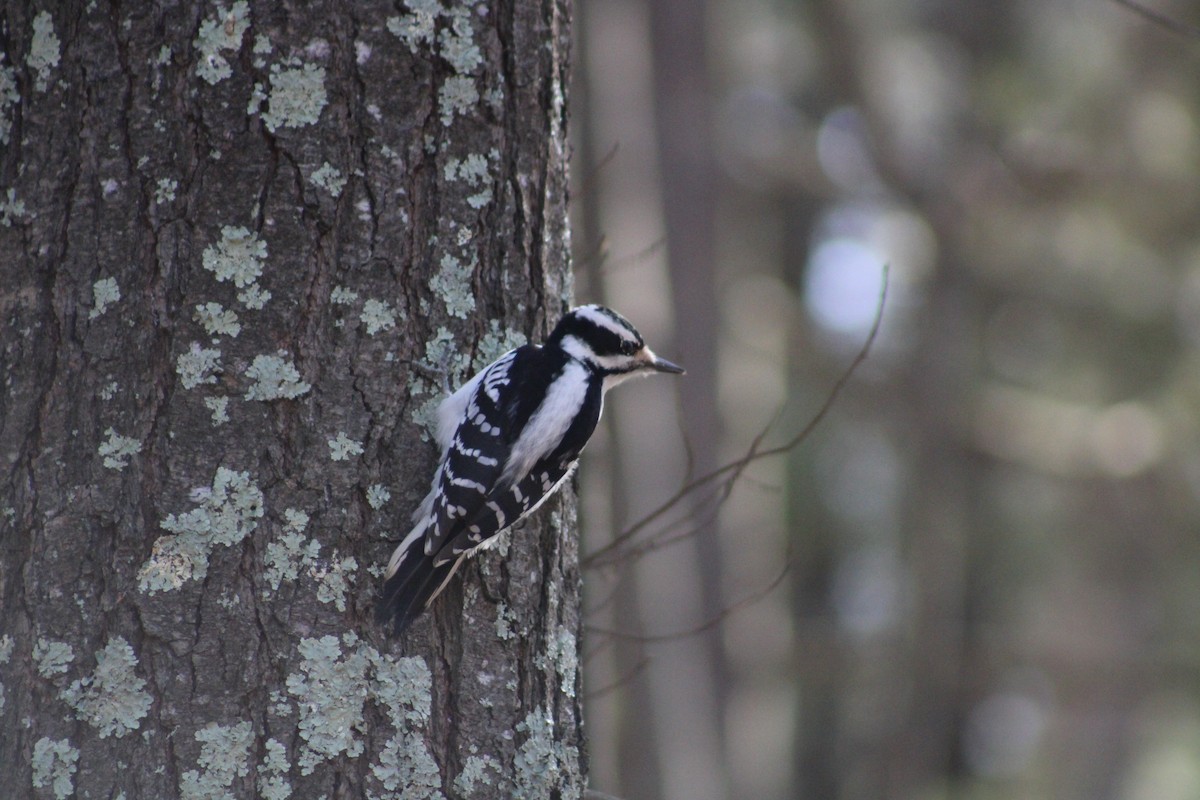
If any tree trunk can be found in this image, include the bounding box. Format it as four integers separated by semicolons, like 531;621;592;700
0;1;582;798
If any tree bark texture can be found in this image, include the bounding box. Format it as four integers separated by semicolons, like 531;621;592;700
0;1;582;798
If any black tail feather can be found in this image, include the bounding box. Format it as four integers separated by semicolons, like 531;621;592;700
376;551;457;636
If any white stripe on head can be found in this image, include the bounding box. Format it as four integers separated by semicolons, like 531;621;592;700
559;334;592;364
573;305;638;341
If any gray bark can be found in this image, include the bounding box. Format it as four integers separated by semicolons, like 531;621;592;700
0;1;582;798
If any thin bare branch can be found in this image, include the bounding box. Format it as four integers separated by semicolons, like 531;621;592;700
574;140;622;203
586;656;652;700
587;553;793;644
1111;0;1200;38
583;263;890;570
576;232;610;273
596;236;669;278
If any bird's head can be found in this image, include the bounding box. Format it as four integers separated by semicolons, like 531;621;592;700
549;304;685;389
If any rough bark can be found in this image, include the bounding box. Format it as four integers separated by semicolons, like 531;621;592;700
0;1;582;798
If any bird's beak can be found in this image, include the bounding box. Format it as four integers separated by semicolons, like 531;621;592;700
648;353;685;374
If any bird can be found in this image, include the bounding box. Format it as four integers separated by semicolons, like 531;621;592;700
377;304;684;635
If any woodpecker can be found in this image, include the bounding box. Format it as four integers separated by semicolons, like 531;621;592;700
377;304;684;634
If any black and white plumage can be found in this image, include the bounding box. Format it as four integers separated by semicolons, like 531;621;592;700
377;304;684;635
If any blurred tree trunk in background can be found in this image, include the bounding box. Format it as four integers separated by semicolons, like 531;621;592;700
579;0;1200;797
789;1;982;795
645;0;732;797
574;0;729;797
0;2;583;798
572;1;666;797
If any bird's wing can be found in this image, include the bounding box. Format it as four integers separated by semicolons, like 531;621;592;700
432;360;603;566
418;344;548;558
434;457;578;565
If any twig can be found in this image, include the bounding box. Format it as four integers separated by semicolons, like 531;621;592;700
586;656;652;700
582;263;890;569
1111;0;1200;38
573;141;622;207
587;553;793;644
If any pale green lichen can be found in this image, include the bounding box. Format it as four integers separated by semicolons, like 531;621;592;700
138;467;264;592
467;187;491;209
33;638;74;678
0;188;26;227
310;162;345;197
0;61;19;145
269;688;290;717
163;469;265;548
0;635;13;663
431;253;475;318
262;507;317;592
262;63;327;132
284;507;309;531
100;380;119;401
29;12;61;93
286;634;370;774
327;432;363;462
373;732;444;799
369;651;442;798
370;651;433;724
62;636;152;738
204;396;230;426
474;319;527;371
438;7;482;74
409;320;525;437
330;285;358;305
194;1;250;85
195;302;241;338
360;298;397;335
513;708;580;800
408;327;465;439
386;0;440;49
366;484;390;509
280;638;441;787
263;529;318;591
311;552;357;611
32;737;78;799
388;1;480;126
423;325;460;371
493;602;515;640
245;353;310;400
540;629;578;699
443;153;481;181
202;226;269;309
98;428;143;471
154;177;178;204
444;152;494;209
411;392;444;441
89;277;120;319
439;75;479;127
238;283;270;309
455;754;501;796
177;344;222;389
178;720;253;800
258;738;292;800
138;534;208;593
246;80;267;116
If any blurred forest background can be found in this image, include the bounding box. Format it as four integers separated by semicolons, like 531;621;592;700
567;0;1200;798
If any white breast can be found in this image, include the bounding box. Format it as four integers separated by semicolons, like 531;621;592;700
501;360;589;486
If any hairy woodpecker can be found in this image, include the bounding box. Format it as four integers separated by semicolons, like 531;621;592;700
377;304;684;635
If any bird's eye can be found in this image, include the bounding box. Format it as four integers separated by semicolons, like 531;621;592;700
621;341;638;356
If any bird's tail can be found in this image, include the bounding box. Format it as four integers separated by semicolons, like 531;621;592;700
376;521;465;635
